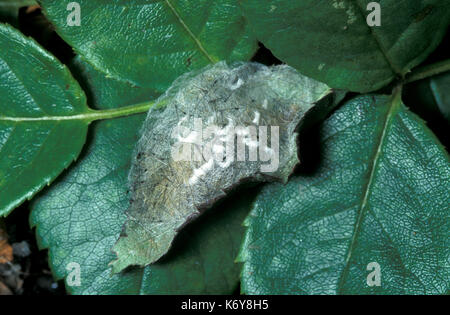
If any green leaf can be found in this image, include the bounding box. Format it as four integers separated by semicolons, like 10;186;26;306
238;91;450;294
0;0;36;26
111;62;339;273
402;70;450;146
39;0;257;92
240;0;450;92
404;72;450;122
30;57;254;294
0;24;89;217
430;72;450;122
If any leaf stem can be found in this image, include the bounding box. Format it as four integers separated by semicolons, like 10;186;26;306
6;59;447;124
404;59;450;84
84;100;158;122
0;99;163;123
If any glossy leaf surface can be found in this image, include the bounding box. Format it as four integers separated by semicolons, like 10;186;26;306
40;0;257;91
0;24;89;217
241;0;450;92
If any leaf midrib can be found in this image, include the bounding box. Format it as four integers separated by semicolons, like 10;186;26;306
40;1;218;88
349;0;402;76
336;90;401;293
0;100;157;123
163;0;217;63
